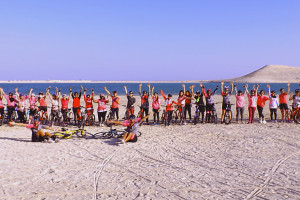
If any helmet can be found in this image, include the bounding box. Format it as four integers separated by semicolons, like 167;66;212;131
129;91;133;94
196;90;200;94
34;116;40;121
129;114;136;119
31;93;36;97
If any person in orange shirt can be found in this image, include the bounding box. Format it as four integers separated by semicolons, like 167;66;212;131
70;85;83;125
83;88;94;117
279;83;290;122
160;90;178;126
257;88;269;124
104;87;120;120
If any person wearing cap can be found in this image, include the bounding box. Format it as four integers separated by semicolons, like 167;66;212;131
93;93;109;126
28;88;38;123
289;88;300;111
150;85;161;125
15;88;28;123
59;88;72;124
191;84;206;123
107;113;152;144
160;89;178;125
124;85;136;119
70;85;83;125
234;84;247;123
9;116;58;143
267;85;279;122
220;82;233;123
37;87;49;120
104;87;120;120
202;84;218;123
138;83;150;124
2;88;18;122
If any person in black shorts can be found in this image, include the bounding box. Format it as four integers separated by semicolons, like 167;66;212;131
124;85;136;119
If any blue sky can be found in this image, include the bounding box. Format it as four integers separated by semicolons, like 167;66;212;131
1;0;300;81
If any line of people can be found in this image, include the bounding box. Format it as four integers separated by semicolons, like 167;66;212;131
0;83;300;126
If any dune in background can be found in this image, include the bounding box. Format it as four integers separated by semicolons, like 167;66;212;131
220;65;300;83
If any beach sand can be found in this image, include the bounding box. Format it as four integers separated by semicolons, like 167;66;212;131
0;95;299;199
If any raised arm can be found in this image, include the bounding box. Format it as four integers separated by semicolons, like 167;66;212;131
0;88;3;99
124;85;128;96
150;86;154;97
212;85;219;95
138;83;142;96
46;90;53;101
289;92;293;101
230;82;234;93
79;85;83;99
182;84;186;93
160;90;167;101
245;84;249;94
28;88;33;98
267;84;271;96
255;84;259;96
287;83;290;94
103;86;112;97
15;88;19;100
140;112;153;122
220;82;224;93
234;84;237;95
147;83;151;96
190;85;195;96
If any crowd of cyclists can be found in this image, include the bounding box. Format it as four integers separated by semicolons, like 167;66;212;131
1;82;300;127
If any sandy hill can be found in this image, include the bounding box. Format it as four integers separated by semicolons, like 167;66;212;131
221;65;300;83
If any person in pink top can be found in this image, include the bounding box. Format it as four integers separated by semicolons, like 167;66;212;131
93;93;109;126
15;88;28;123
246;84;259;123
0;88;5;123
3;88;18;122
28;88;38;123
150;86;161;125
234;84;246;123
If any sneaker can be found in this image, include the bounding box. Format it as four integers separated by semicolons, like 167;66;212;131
47;138;55;143
274;120;277;123
262;120;267;124
259;119;262;123
121;139;125;144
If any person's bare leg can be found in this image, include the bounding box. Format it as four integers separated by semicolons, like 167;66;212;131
124;132;133;142
36;129;46;137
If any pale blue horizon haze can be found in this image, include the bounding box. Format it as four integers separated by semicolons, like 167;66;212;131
1;0;300;81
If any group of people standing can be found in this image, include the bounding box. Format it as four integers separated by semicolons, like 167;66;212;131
0;82;300;126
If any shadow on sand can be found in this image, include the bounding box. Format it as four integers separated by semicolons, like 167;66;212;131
0;137;31;143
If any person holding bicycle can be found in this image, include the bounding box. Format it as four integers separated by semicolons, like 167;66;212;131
2;88;18;122
124;85;136;119
84;88;95;117
108;113;152;144
93;93;109;126
104;87;120;120
59;88;72;123
177;85;186;124
202;84;218;123
160;90;177;126
9;116;58;143
279;83;291;122
257;87;269;124
47;87;61;126
234;84;246;123
267;85;279;122
220;82;233;123
150;86;161;125
28;88;38;123
245;84;259;123
15;88;28;123
138;83;150;124
191;84;205;123
182;84;193;122
70;85;83;125
289;89;300;110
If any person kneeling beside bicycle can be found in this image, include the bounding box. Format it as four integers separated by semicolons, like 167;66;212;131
9;116;59;143
107;113;152;144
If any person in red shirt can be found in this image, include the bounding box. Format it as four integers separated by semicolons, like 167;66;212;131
160;89;178;126
38;87;49;121
59;88;72;123
279;83;290;122
257;88;269;124
104;87;120;120
70;85;83;125
84;88;94;117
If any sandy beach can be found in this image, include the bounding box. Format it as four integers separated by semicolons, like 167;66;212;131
0;95;300;199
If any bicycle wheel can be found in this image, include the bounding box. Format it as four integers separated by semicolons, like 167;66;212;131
136;131;142;137
211;111;218;124
161;110;166;124
107;111;114;121
194;110;199;125
294;110;300;124
173;110;178;124
53;132;66;139
11;111;18;122
86;114;95;126
224;110;232;125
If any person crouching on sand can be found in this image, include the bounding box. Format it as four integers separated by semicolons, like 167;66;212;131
107;113;152;144
9;116;58;143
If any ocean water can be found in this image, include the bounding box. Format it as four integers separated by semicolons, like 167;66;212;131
0;82;299;96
